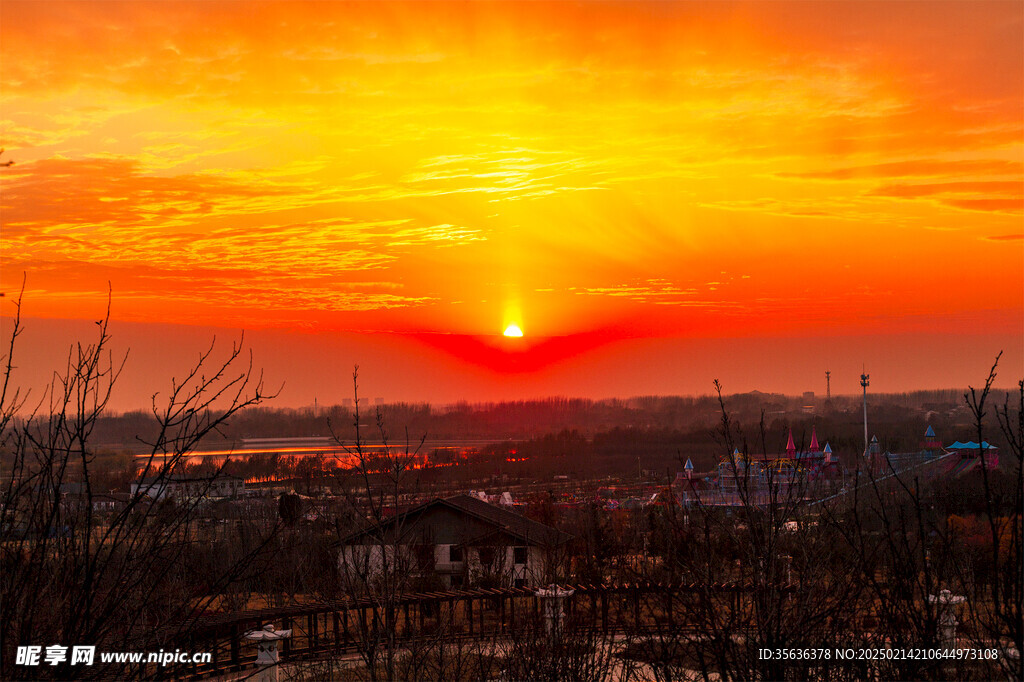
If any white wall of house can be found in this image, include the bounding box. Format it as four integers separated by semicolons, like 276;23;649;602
339;544;417;585
340;542;549;588
507;545;547;584
434;543;464;572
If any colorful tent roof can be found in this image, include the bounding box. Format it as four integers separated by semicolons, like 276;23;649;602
947;441;994;450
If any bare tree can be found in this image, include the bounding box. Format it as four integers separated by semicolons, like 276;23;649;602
0;288;279;679
498;610;624;682
327;366;428;681
951;355;1022;680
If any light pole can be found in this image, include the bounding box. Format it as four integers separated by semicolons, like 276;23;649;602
860;369;870;458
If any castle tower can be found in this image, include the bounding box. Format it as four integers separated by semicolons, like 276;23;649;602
869;435;883;474
809;426;820;454
786;428;796;457
923;425;941;451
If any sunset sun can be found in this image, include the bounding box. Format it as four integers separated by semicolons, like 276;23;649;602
503;324;524;338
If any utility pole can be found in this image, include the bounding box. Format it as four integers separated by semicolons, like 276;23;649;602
825;371;831;401
861;369;870;458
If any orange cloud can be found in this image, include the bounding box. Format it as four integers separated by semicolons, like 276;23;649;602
867;181;1023;213
778;159;1024;181
0;0;1020;355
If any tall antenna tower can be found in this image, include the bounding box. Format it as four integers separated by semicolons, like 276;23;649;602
825;370;831;401
860;368;870;458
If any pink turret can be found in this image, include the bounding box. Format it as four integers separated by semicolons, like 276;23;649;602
786;428;796;456
809;426;820;453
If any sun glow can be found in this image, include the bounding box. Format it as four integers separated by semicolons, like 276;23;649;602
503;324;524;338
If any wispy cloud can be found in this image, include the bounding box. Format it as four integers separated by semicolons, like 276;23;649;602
570;279;741;308
1;0;1020;336
777;159;1024;181
868;181;1022;213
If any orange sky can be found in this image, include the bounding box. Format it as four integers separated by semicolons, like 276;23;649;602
1;1;1022;407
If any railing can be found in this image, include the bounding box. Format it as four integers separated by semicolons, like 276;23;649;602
167;581;792;679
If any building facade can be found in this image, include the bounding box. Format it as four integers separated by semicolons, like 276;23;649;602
130;472;245;501
338;494;570;589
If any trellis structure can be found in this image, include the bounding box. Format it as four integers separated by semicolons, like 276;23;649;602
161;581;790;679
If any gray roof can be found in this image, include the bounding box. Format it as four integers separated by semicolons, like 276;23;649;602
341;494;571;548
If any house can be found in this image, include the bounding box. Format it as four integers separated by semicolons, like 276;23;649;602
338;494;571;589
130;472;245;501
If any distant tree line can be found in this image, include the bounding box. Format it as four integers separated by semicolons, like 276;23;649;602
73;388;1008;461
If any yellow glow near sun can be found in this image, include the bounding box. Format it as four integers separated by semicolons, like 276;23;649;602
502;298;523;337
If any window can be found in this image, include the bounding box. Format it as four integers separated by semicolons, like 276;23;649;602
412;544;435;571
449;546;463;563
513;546;528;565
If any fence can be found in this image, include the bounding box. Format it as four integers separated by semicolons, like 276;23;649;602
168;581;789;678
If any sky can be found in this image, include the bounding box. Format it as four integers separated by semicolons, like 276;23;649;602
1;1;1022;410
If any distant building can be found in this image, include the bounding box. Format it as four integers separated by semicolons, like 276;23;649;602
673;427;843;506
338;494;570;589
945;440;998;470
40;484;131;515
130;472;245;501
678;425;1002;509
869;426;998;476
468;490;516;506
92;492;130;513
